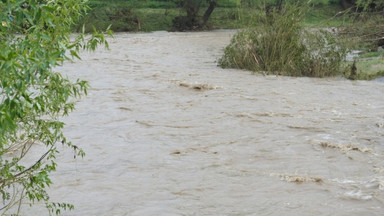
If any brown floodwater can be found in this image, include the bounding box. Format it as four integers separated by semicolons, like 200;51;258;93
24;30;384;215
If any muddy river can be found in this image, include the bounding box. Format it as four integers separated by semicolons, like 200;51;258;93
25;30;384;215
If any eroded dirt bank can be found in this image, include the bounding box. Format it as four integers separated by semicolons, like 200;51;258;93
27;30;384;215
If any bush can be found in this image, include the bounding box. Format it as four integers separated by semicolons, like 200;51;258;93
219;3;347;77
0;0;111;214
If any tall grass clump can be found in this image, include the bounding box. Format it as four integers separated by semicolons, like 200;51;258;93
219;3;347;77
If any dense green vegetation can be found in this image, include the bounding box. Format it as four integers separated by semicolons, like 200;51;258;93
77;0;346;32
219;3;347;77
0;0;110;215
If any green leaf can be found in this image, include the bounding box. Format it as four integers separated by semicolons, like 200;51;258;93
0;0;111;214
69;50;81;60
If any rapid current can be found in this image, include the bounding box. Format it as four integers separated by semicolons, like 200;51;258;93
24;30;384;215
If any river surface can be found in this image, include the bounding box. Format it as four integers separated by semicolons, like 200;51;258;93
24;30;384;215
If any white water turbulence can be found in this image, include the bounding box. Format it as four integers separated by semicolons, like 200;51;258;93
24;30;384;215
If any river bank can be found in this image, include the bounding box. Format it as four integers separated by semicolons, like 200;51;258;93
76;3;344;32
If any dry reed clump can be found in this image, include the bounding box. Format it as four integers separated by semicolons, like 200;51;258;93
319;142;374;154
271;173;323;183
219;3;346;77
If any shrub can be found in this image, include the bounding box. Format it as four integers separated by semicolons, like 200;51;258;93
0;0;111;214
219;3;347;77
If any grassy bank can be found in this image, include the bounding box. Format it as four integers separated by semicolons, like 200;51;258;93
353;57;384;80
77;7;251;32
77;1;346;32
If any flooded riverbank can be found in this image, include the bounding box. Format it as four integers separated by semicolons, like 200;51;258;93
25;30;384;215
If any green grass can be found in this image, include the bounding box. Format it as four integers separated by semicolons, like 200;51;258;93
354;57;384;80
77;6;139;32
78;2;348;32
88;0;239;8
77;7;258;32
134;8;178;31
208;8;257;29
360;50;384;58
88;0;178;8
304;4;346;26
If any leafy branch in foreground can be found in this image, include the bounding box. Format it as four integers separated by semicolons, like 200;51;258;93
0;0;112;215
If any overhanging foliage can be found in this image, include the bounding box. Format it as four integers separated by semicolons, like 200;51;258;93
0;0;111;214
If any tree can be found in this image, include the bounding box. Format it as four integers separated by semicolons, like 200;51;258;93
0;0;111;214
172;0;217;31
